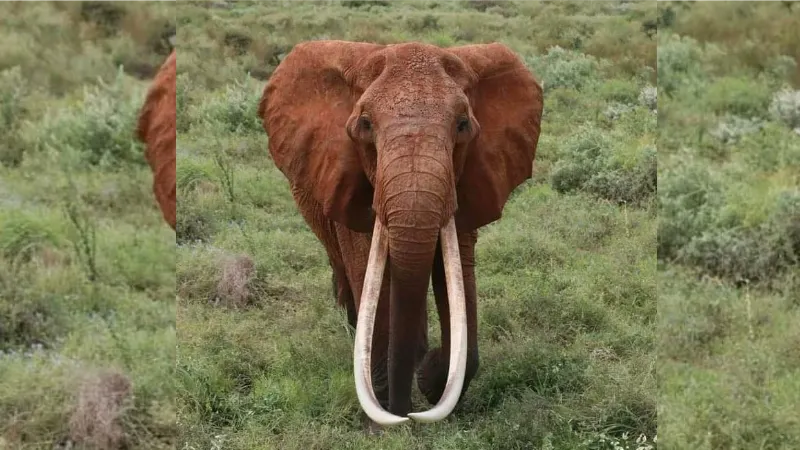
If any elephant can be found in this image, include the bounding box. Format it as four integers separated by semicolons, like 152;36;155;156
259;41;542;426
136;50;176;230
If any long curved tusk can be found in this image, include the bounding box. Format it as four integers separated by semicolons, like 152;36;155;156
353;220;410;426
407;217;468;423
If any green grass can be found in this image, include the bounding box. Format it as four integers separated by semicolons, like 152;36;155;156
176;1;657;449
658;2;800;449
0;2;175;449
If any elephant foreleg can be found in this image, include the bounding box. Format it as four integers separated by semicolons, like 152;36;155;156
417;231;479;406
332;264;357;329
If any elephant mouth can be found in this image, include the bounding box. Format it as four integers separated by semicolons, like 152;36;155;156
352;217;468;426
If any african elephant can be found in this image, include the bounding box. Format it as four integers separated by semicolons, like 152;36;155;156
137;50;176;230
259;41;542;426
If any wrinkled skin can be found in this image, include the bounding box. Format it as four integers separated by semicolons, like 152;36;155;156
260;41;542;420
137;50;176;230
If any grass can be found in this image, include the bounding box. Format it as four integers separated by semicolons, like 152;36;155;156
657;2;800;449
176;1;657;449
0;2;175;449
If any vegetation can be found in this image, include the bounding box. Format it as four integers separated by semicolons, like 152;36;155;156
176;1;656;449
657;2;800;449
0;2;175;448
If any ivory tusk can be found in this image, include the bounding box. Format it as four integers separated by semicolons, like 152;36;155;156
353;220;410;426
407;216;468;423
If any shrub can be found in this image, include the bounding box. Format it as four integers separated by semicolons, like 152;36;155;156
32;67;145;168
704;76;772;118
526;46;604;91
551;128;655;205
657;163;724;260
768;88;800;130
677;192;799;284
657;34;704;97
638;85;657;111
708;115;764;146
598;79;640;105
189;77;262;134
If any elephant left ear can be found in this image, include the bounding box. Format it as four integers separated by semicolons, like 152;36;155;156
447;43;543;231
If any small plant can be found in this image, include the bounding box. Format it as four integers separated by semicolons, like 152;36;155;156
214;153;236;204
0;66;29;167
64;200;98;282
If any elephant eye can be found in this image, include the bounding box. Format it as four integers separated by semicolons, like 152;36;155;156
457;117;470;133
359;116;372;131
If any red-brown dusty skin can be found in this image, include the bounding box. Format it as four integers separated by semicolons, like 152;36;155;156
137;50;176;230
260;41;543;420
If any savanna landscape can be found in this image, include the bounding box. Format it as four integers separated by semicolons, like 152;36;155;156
657;2;800;449
176;1;657;449
0;2;176;449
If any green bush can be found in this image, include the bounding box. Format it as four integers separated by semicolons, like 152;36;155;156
32;68;145;168
769;88;800;129
657;33;704;97
704;76;772;118
526;46;605;91
189;77;262;135
551;128;656;205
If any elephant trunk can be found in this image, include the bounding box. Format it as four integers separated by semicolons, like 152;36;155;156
353;135;469;426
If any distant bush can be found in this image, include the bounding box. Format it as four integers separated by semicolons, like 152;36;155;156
660;157;799;284
526;46;605;91
709;115;764;146
658;163;724;260
769;88;800;130
638;85;657;111
677;192;799;284
599;79;640;105
657;34;704;97
31;68;145;168
551;127;656;205
189;77;262;134
704;76;772;118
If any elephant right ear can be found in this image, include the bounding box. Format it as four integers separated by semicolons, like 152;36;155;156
259;41;384;233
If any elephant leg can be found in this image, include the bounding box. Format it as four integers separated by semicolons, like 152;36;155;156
417;231;479;406
332;263;357;329
336;225;392;409
290;188;358;328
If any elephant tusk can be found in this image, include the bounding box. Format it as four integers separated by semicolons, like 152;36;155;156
407;217;468;423
353;220;410;426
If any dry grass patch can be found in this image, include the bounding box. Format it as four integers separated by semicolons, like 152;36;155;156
214;254;255;309
68;370;133;450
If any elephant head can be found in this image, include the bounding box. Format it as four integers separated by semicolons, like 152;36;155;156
137;50;177;230
259;41;542;424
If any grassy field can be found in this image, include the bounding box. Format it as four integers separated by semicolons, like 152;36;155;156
176;1;656;449
657;2;800;449
0;2;175;449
